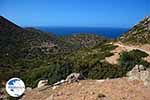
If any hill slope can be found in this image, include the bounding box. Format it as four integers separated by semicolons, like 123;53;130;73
119;16;150;44
0;16;55;82
0;16;110;88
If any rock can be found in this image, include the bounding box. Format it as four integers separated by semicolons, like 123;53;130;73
96;80;105;83
131;65;145;72
119;16;150;44
148;23;150;30
138;65;145;71
65;73;85;83
56;92;63;96
37;79;48;88
52;86;59;90
127;65;146;80
97;93;111;100
51;73;85;89
53;80;66;86
26;87;32;92
127;65;150;86
147;16;150;21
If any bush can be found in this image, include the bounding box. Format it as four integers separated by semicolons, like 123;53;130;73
118;49;150;75
23;62;73;87
87;62;123;79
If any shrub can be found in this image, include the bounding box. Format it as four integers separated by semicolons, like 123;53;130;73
23;62;73;87
118;49;150;75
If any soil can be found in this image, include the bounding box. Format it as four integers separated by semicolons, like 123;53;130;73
22;78;150;100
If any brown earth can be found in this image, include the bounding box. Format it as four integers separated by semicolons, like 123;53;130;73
22;78;150;100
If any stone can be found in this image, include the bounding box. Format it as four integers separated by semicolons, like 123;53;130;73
127;65;150;86
37;79;48;88
147;16;150;21
51;73;85;88
26;87;32;92
96;80;105;83
52;86;58;90
53;80;66;86
65;73;85;83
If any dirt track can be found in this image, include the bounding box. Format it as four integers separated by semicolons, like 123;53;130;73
105;43;150;64
114;43;150;55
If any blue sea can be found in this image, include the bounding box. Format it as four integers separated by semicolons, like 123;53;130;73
36;27;129;38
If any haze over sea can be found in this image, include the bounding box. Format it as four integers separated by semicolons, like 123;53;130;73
37;27;129;38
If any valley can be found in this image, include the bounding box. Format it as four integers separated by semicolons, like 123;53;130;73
0;16;150;100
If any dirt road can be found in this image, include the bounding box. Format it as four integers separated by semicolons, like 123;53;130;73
114;43;150;55
105;43;150;64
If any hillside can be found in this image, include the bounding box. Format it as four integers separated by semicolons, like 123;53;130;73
56;33;107;52
0;16;55;54
0;16;110;88
0;16;56;83
119;16;150;44
1;16;150;100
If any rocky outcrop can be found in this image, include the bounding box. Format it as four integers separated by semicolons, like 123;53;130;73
65;73;85;83
37;79;48;88
127;65;150;86
119;16;150;44
37;73;85;89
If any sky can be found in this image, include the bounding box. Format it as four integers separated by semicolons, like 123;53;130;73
0;0;150;28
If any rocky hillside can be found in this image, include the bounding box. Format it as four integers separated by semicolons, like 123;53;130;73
119;16;150;44
22;65;150;100
22;79;150;100
1;16;150;100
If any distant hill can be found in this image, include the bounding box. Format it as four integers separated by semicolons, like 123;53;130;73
0;16;55;50
0;16;24;33
119;16;150;44
57;33;107;52
0;16;56;81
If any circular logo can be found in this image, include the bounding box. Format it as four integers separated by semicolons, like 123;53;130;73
6;78;25;97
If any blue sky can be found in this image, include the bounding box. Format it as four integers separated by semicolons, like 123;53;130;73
0;0;149;28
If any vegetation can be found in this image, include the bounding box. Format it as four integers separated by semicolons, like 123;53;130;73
21;43;126;87
1;16;150;90
0;17;113;88
118;49;150;74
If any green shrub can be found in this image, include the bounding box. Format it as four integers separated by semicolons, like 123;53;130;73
118;49;150;75
23;62;73;87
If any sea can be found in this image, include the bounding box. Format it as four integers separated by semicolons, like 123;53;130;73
36;27;129;39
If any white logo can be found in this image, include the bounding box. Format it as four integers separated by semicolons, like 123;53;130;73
6;78;25;97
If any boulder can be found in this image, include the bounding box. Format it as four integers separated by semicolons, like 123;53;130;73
37;79;48;88
127;65;150;86
65;73;85;83
51;73;85;89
